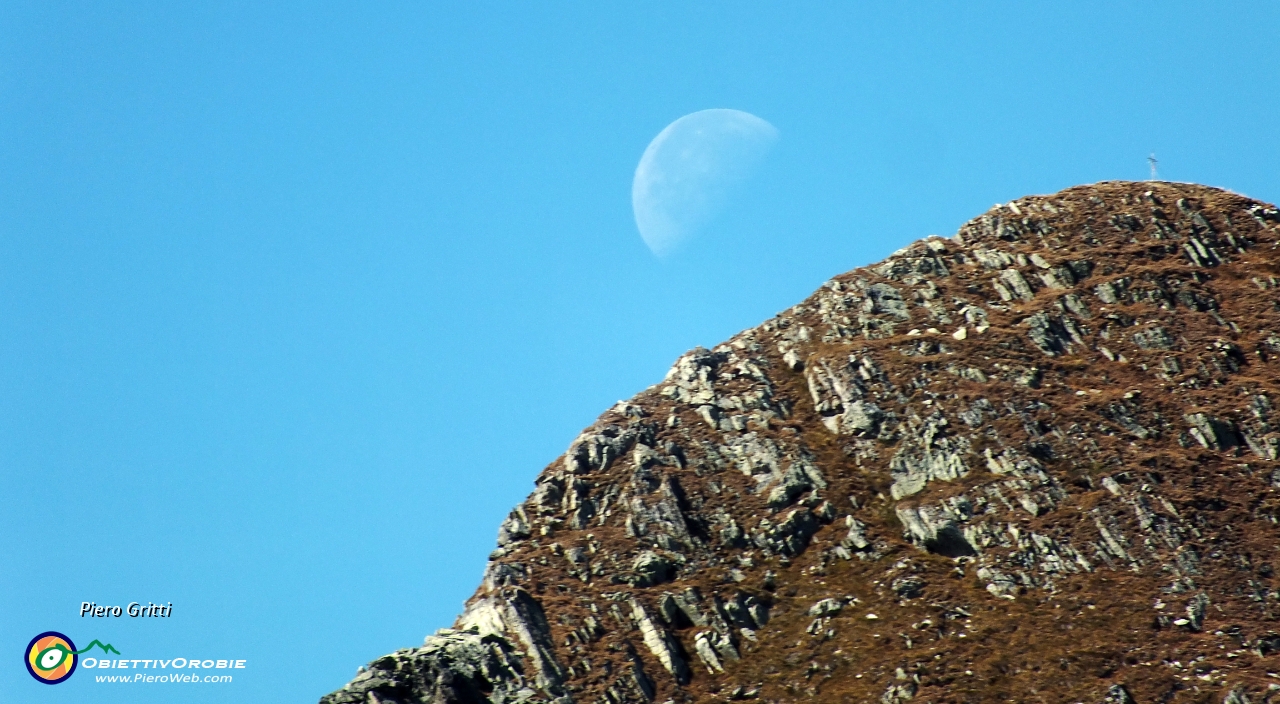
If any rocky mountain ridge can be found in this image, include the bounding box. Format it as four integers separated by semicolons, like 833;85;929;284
323;181;1280;704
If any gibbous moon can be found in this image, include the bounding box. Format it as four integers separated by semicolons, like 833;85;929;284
632;109;779;256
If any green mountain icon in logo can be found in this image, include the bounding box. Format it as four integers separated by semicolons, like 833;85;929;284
73;640;121;656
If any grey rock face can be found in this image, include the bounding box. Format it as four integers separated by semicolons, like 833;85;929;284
889;575;925;599
1185;413;1243;451
631;551;675;587
752;508;825;557
864;283;910;320
888;415;968;499
895;505;976;558
1182;592;1210;632
319;629;543;704
881;680;918;703
1024;310;1086;356
1132;326;1176;350
631;598;690;684
807;598;843;618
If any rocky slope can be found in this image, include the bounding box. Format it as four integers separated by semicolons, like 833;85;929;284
322;181;1280;704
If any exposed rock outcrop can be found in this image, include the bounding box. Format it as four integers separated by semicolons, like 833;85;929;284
323;182;1280;704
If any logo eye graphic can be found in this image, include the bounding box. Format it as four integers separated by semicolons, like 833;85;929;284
24;632;78;684
36;644;70;671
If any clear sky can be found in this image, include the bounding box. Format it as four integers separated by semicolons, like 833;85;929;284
3;2;1277;702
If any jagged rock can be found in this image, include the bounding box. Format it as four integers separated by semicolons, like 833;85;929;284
1182;592;1210;632
806;358;891;435
670;587;708;627
753;508;824;556
998;268;1036;301
1024;310;1085;355
896;504;976;557
1101;683;1135;704
808;598;843;617
881;680;917;703
692;627;739;675
692;631;724;674
1185;413;1243;451
565;425;636;475
497;509;531;546
451;589;568;697
765;458;826;508
888;414;968;499
631;551;675;587
890;575;926;599
319;629;539;704
864;283;910;319
324;182;1280;704
626;475;695;549
1132;326;1176;350
832;515;874;560
842;400;885;435
631;599;690;684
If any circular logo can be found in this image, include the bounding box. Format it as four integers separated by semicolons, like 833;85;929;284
25;632;77;684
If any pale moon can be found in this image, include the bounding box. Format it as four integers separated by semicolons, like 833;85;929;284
632;109;779;256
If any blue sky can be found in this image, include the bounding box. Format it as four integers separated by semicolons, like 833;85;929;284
2;2;1276;701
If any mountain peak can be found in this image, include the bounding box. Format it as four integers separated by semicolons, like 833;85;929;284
323;181;1280;704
